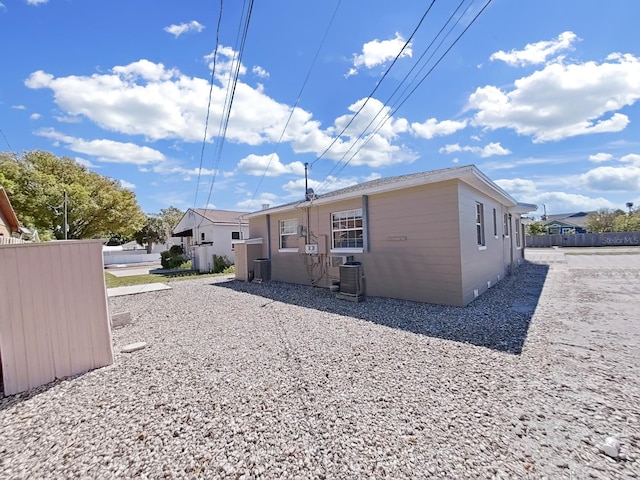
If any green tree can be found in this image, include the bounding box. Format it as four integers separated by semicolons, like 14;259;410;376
0;150;146;240
159;206;184;240
585;209;623;233
527;221;547;235
134;215;165;253
613;206;640;232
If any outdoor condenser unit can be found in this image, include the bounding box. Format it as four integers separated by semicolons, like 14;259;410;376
253;258;271;283
337;261;364;302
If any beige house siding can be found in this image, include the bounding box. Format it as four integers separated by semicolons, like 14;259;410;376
0;240;113;396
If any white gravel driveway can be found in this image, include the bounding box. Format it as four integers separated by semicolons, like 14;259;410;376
1;248;639;479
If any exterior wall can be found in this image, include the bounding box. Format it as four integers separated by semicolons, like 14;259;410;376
0;209;11;237
233;242;265;281
363;181;464;305
209;224;249;261
458;182;522;305
0;240;113;396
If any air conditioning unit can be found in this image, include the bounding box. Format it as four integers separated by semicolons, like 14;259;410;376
336;262;364;302
253;258;271;283
330;255;354;268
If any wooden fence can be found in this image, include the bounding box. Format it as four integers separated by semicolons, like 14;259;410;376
526;231;640;248
0;240;113;396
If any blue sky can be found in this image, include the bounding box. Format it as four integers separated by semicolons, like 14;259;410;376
1;0;639;218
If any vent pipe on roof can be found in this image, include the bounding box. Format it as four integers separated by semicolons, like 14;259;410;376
261;204;270;210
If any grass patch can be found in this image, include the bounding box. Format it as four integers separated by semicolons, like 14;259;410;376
105;269;229;288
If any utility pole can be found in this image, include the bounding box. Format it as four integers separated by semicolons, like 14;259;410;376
304;162;309;200
63;190;68;240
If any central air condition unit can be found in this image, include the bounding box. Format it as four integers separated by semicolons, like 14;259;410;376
336;261;364;302
330;255;354;268
253;258;271;283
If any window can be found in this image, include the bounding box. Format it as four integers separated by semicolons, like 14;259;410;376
231;231;241;240
503;213;510;237
279;219;298;250
515;219;521;247
331;208;363;249
476;202;485;247
201;232;205;242
492;208;497;237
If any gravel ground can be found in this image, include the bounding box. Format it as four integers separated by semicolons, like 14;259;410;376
1;249;639;479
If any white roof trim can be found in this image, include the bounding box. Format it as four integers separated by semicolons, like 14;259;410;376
232;237;263;245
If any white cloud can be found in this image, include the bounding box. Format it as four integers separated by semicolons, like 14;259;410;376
283;176;360;197
0;2;6;11
589;152;613;163
533;191;614;214
494;178;537;196
620;153;640;166
25;48;418;169
119;180;136;190
74;157;99;169
11;105;25;110
579;165;640;191
26;0;48;5
164;21;204;38
490;31;578;67
411;118;467;139
30;113;41;120
236;153;305;177
439;142;510;158
252;66;269;78
36;128;166;165
346;32;412;77
236;192;279;210
469;53;640;142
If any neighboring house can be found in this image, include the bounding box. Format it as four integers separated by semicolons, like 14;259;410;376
172;208;249;261
236;165;536;307
542;212;593;234
0;186;34;244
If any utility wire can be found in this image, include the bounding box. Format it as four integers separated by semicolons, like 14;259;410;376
193;0;225;208
310;0;437;167
317;0;493;193
245;0;342;209
315;0;472;191
198;0;255;224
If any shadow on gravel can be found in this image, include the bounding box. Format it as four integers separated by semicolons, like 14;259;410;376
214;261;550;355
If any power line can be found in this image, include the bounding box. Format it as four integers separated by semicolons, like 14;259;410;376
317;0;494;194
310;0;437;168
200;0;256;218
193;0;225;208
315;0;472;192
245;0;342;209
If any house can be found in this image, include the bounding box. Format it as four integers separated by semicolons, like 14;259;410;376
172;208;249;262
0;186;29;244
234;165;537;307
541;212;593;234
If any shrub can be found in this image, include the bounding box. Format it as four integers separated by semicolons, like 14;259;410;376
213;255;232;273
161;248;189;269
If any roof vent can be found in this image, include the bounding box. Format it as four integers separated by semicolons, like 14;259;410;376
261;204;270;210
305;188;315;201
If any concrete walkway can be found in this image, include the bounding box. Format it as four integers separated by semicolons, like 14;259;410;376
107;283;172;297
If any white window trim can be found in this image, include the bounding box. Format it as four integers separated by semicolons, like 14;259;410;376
476;202;486;247
331;208;364;250
330;248;364;254
279;218;299;251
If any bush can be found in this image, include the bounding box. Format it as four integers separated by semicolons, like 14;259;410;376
213;255;232;273
161;248;189;269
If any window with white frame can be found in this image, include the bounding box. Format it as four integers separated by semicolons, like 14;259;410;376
331;208;363;249
492;208;497;237
279;219;298;249
231;231;241;240
503;213;510;237
515;219;521;247
476;202;485;246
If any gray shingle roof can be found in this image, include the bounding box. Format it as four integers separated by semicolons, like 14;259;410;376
192;209;249;224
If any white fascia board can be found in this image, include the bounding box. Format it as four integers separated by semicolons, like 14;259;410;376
232;237;263;245
509;202;539;214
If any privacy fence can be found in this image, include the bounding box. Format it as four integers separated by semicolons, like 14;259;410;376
526;231;640;248
0;240;113;396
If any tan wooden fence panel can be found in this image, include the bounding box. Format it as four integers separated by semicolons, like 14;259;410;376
0;240;113;396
